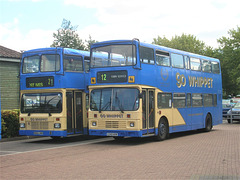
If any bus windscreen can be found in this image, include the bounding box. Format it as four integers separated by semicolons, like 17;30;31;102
21;93;62;113
90;88;139;111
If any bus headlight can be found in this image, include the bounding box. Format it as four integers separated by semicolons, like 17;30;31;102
130;122;134;127
92;122;97;126
20;123;25;128
54;123;61;128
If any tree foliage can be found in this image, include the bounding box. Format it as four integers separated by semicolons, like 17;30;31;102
152;30;240;96
85;35;98;51
51;19;85;50
217;26;240;96
153;34;214;57
51;19;98;51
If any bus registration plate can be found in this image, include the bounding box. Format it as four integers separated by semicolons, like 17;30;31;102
34;132;43;135
107;133;118;136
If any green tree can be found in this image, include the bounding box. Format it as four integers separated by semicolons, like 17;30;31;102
51;19;85;50
153;34;214;57
217;26;240;96
85;35;98;51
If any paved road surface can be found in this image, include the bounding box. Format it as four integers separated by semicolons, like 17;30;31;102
0;121;239;179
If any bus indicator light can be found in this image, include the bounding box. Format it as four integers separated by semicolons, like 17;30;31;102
91;77;96;84
94;114;97;118
56;118;60;121
128;76;135;83
127;114;131;118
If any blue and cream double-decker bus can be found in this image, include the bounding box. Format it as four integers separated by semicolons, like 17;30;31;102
88;39;222;140
19;47;90;138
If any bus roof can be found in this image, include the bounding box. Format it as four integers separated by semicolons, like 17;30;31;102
91;39;219;62
22;47;90;57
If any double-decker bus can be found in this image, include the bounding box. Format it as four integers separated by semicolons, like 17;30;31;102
88;39;222;140
19;47;90;138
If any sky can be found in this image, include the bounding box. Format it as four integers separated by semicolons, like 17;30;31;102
0;0;240;52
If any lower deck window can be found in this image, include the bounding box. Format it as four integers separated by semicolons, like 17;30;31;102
203;94;213;107
192;93;203;107
173;93;186;108
158;93;172;108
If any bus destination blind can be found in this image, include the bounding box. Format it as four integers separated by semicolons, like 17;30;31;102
97;71;128;83
26;76;54;88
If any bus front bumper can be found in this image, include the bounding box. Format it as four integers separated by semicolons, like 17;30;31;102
19;130;67;137
89;129;144;137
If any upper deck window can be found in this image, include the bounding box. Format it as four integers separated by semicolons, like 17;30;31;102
23;54;60;73
171;53;184;68
156;50;170;66
184;56;190;69
140;46;154;64
202;60;211;73
23;55;39;73
190;57;201;71
64;55;83;72
212;61;220;74
84;56;90;72
91;45;136;68
41;55;60;72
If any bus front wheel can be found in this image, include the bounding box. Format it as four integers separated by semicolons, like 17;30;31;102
156;118;169;141
113;136;124;141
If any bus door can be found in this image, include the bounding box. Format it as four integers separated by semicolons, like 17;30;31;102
66;91;83;134
67;92;74;134
142;89;155;135
75;91;83;133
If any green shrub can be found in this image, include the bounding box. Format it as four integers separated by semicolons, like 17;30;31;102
1;110;19;138
1;118;7;138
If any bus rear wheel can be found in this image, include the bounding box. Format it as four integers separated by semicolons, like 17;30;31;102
204;114;212;132
156;118;169;141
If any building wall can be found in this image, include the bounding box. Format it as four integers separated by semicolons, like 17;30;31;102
0;61;20;110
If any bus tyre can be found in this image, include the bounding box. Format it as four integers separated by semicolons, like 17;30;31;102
204;114;212;132
156;118;169;141
50;136;62;141
113;136;124;141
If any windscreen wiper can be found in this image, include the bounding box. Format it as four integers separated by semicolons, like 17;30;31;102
99;90;102;113
115;95;124;113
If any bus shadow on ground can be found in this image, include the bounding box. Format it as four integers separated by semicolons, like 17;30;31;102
94;129;220;146
25;135;108;145
25;121;238;145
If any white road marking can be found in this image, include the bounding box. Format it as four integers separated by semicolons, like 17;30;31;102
0;137;112;157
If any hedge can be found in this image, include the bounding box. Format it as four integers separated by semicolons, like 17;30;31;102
1;109;20;138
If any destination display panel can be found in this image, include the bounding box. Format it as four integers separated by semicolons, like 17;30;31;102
26;76;54;88
97;70;128;83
